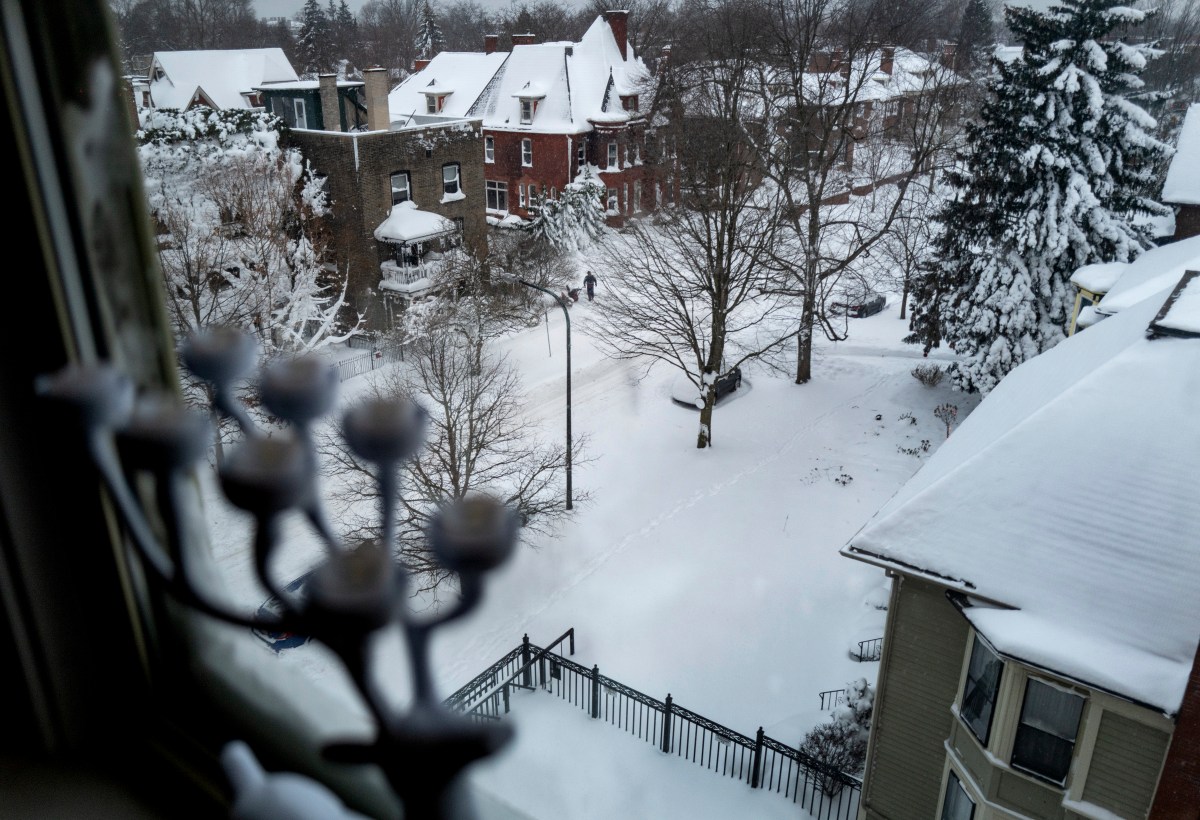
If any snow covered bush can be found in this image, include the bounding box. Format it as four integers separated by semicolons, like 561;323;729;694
800;678;874;793
910;363;944;387
524;168;607;252
907;0;1172;393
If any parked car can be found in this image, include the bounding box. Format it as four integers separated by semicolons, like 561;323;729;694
251;571;313;652
670;367;743;409
831;293;886;318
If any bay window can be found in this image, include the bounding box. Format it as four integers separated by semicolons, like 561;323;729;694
960;635;1002;745
1010;679;1084;784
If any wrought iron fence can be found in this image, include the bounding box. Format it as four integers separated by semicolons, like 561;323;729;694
819;688;847;710
334;343;405;383
851;638;883;662
445;633;862;819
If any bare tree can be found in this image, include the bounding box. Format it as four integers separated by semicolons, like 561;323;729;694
324;334;581;592
749;0;964;383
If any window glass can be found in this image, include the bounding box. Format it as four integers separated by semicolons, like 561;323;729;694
960;636;1002;745
1011;679;1084;784
486;180;508;211
485;135;494;162
520;99;532;124
443;164;460;196
608;142;618;169
633;180;642;213
941;772;975;820
607;188;618;212
293;98;306;128
519;185;525;208
522;138;533;166
390;171;410;205
577;142;586;170
426;95;437;114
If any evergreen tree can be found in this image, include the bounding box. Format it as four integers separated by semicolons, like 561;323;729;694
908;0;1171;393
955;0;995;72
525;171;607;252
414;0;445;61
298;0;330;76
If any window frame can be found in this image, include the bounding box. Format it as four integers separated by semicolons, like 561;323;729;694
293;97;306;128
607;187;618;213
1009;677;1085;785
426;95;437;114
959;634;1003;747
940;771;975;820
607;141;618;170
442;163;461;197
486;179;508;212
390;170;411;206
485;135;495;163
520;98;533;124
521;138;533;167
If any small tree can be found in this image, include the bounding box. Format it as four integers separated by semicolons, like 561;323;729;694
525;170;607;252
800;678;874;793
298;0;332;75
414;0;445;61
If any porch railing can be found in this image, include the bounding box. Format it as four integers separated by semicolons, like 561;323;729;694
446;632;862;819
851;638;882;662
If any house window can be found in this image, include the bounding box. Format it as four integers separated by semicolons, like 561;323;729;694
519;185;526;208
941;772;975;820
442;163;461;197
960;636;1002;745
486;180;508;211
624;183;630;214
577;141;586;170
426;95;437;114
390;171;411;205
522;138;533;167
608;141;618;169
485;135;495;162
293;98;306;128
633;180;642;213
520;98;533;124
1010;679;1085;784
607;188;618;212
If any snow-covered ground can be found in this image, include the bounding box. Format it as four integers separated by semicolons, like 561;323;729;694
200;290;975;818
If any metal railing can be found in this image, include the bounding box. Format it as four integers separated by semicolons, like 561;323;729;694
334;343;404;383
819;688;847;710
446;632;862;819
851;638;883;662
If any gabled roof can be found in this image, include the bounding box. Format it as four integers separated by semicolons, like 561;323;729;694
388;17;650;135
1090;233;1200;317
1163;103;1200;205
149;48;298;111
373;201;455;244
842;281;1200;715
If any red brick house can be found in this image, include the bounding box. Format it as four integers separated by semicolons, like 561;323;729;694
388;10;660;226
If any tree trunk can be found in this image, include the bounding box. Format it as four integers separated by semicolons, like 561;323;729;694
795;290;815;384
900;274;910;321
697;390;714;448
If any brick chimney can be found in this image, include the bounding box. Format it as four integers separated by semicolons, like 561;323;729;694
364;66;390;131
657;44;671;78
484;34;499;54
319;73;341;131
604;9;629;60
414;58;431;72
511;33;536;46
881;45;895;75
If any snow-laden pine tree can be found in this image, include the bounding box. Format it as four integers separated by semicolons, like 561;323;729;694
525;170;607;252
908;0;1171;393
298;0;330;76
414;0;445;62
955;0;995;73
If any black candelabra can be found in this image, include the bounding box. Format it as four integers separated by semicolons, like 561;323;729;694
38;327;518;819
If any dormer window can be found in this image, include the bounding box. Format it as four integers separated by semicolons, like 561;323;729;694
422;82;453;115
514;82;546;125
426;96;437;114
520;98;533;124
621;95;638;112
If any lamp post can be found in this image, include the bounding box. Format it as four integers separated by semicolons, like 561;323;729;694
516;279;572;510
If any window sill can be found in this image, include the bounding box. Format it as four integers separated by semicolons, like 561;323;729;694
441;191;466;204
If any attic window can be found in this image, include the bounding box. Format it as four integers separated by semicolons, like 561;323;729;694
520;98;533;124
621;95;638;112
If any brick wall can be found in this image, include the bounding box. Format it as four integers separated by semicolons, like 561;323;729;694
484;130;573;218
290;122;487;330
1149;655;1200;818
1172;204;1200;243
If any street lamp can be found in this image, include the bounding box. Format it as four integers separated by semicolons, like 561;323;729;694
515;279;572;510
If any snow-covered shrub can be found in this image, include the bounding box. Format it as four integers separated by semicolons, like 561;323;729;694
524;168;606;251
801;677;874;793
910;363;944;387
933;403;958;438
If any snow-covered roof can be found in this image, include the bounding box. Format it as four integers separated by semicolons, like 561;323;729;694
1149;270;1200;336
842;283;1200;715
1163;103;1200;205
373;201;455;244
994;45;1024;64
1094;233;1200;316
1070;261;1127;293
390;17;650;136
389;52;508;122
149;49;298;111
258;80;363;91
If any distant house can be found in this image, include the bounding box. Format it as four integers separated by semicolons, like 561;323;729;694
1068;233;1200;333
271;69;487;330
388;11;659;226
841;267;1200;819
1162;103;1200;242
142;48;299;113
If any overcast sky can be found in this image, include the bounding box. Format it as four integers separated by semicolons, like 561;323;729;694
253;0;580;18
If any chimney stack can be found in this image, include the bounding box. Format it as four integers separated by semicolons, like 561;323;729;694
604;9;629;60
319;73;341;131
364;66;390;131
511;33;536;47
881;45;895;75
484;34;499;54
414;58;431;72
941;42;957;69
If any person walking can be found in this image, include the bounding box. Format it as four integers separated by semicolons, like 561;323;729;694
583;271;598;302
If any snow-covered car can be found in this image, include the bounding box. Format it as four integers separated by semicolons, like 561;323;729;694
670;367;743;409
831;293;887;318
251;571;313;652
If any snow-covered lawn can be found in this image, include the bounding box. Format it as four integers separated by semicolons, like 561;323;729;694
201;292;974;818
